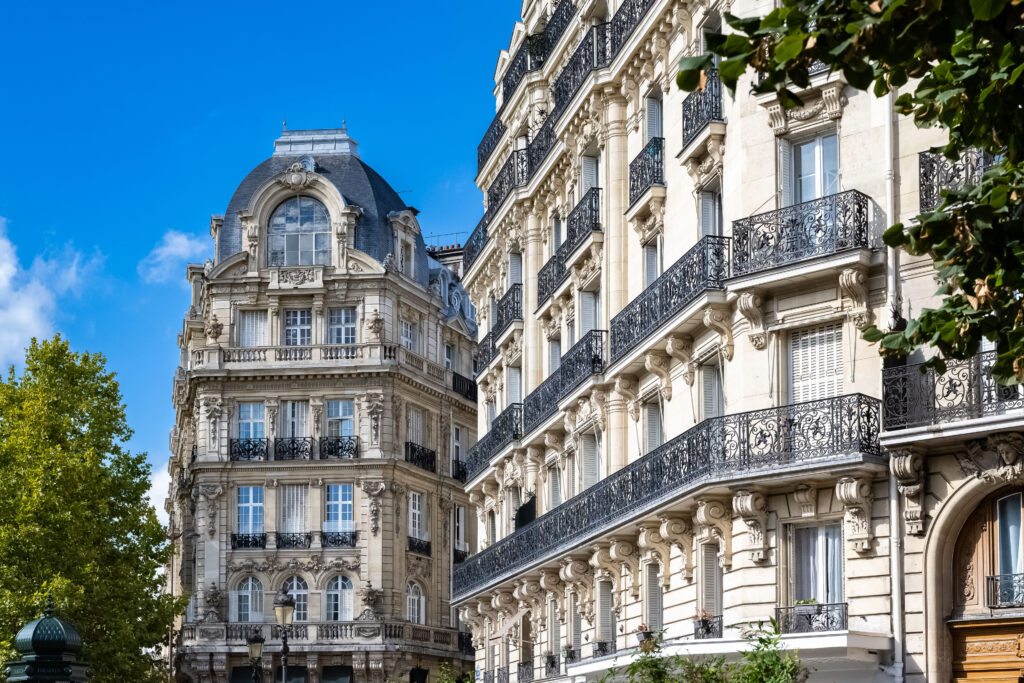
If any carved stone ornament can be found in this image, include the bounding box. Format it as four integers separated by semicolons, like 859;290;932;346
193;484;223;538
665;335;695;386
631;196;665;245
613;376;639;422
204;314;224;344
659;515;694;579
644;352;672;401
736;293;767;350
203;582;224;622
732;490;769;563
703;307;734;361
960;432;1024;483
278;161;316;191
839;268;872;330
793;484;817;517
363;393;385;446
694;499;732;569
889;445;925;536
278;268;317;286
360;480;387;536
835;477;874;554
366;310;385;341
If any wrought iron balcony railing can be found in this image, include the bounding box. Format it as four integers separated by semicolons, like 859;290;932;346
322;530;358;548
459;631;475;656
408;536;432;556
607;0;658;61
988;573;1024;608
453;372;478;402
732;189;870;277
565;187;602;256
494;284;523;337
229;438;269;462
276;532;312;549
487;150;530;224
464;403;524;482
681;68;723;147
629;137;665;206
451;459;468;483
537;243;568;306
518;662;535;682
405;442;437;473
453;547;469;564
231;533;266;550
496;667;509;683
693;615;723;640
919;149;993;212
453;393;880;599
563;648;580;665
552;25;607;120
478;116;508;173
483;670;494;683
545;655;560;677
473;330;497;376
610;235;730;363
463;216;489;273
524;370;563;436
882;351;1024;430
319;436;358;460
592;641;616;658
274;437;314;461
775;603;848;634
560;329;607;397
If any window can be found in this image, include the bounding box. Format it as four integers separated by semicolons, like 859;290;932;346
551;217;563;253
326;576;354;621
571;593;582;651
579;291;600;336
488;510;497;544
268;196;331;267
566;455;577;499
284;576;309;622
454;505;468;550
407;407;424;445
239;310;268;347
549;466;562;509
645;401;663;454
282;400;309;438
509;252;523;286
401;320;418;352
781;134;839;206
581;155;600;195
233;577;263;623
237;486;264;534
549;339;562;373
487;400;497;427
700;188;723;237
453;426;463;463
238;403;265;439
409;491;427;540
326;399;355;437
508;366;522;405
407;582;425;624
549;600;561;652
792;523;843;604
597;580;616;644
702;362;724;419
646;97;663;141
701;543;723;616
328;308;357;346
325;484;354;533
279;485;308;535
644;241;661;289
581;434;600;490
646;563;663;631
284;310;312;346
790;323;843;403
997;493;1023;576
445;344;454;370
401;242;413;277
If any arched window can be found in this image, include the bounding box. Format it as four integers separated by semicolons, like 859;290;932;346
268;196;331;267
284;576;309;622
406;581;425;624
326;575;354;621
235;577;263;623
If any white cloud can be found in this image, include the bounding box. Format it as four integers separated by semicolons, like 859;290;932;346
138;230;209;284
0;217;103;369
147;460;172;528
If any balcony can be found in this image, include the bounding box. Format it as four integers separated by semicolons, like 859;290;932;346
537;245;568;307
629;137;665;207
321;530;358;548
276;532;312;549
560;329;607;397
451;459;469;483
524;371;562;436
484;670;494;683
408;536;432;556
693;615;723;640
231;533;266;550
464;403;524;482
229;438;269;462
494;284;524;338
775;603;848;634
274;437;314;461
453;372;478;402
222;343;378;365
609;235;730;364
919;148;992;212
986;574;1024;608
453;393;880;600
681;68;723;148
473;330;497;376
545;655;560;677
459;631;475;656
405;442;437;473
551;25;607;120
606;0;658;61
882;351;1023;430
319;436;358;460
454;547;469;564
592;641;616;658
463;216;489;273
563;648;580;665
487;150;530;224
565;187;602;258
478;116;508;173
518;662;535;682
731;190;870;278
496;667;509;683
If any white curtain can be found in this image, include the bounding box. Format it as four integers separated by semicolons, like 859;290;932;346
280;485;308;534
239;311;268;347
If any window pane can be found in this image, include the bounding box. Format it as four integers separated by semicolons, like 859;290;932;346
795;140;817;203
793;526;818;602
822;135;839;195
998;493;1023;575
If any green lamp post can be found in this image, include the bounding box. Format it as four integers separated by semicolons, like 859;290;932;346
3;598;90;683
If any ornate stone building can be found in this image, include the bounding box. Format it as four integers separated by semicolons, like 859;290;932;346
453;1;1024;682
166;127;479;683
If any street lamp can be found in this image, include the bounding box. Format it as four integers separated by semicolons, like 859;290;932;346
273;587;295;683
247;628;265;683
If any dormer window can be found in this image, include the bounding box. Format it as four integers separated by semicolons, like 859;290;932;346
269;196;331;267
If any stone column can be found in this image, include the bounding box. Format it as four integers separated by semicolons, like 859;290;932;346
605;393;628;474
310;479;323;549
525;203;545;392
602;90;630;317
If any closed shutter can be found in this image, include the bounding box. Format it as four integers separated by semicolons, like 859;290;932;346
646;563;663;630
488;511;497;542
702;364;724;419
510;253;523;286
701;191;722;237
239;311;268;347
566;455;576;498
508;367;522;404
280;485;308;534
646;402;662;454
644;244;659;288
550;340;561;373
229;590;239;622
789;323;843;403
646;98;663;141
598;581;614;642
581;434;599;489
702;543;721;616
580;291;597;335
549;601;561;651
571;594;582;649
549;467;562;507
780;139;794;207
553;218;563;250
582;156;599;194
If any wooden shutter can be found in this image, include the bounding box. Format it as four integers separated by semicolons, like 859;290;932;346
598;581;614;641
646;563;663;630
646;98;663;141
582;156;599;194
550;340;561;373
789;323;843;403
509;252;523;286
571;594;582;649
553;218;563;249
566;455;576;498
549;601;561;651
580;291;597;335
779;139;794;207
702;364;723;419
508;367;522;404
549;467;562;507
702;543;721;616
701;191;723;237
646;402;662;454
644;244;659;288
581;435;598;489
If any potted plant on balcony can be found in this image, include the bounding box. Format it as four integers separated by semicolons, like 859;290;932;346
635;623;654;645
691;608;716;638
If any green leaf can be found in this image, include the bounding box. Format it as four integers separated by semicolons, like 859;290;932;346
775;32;807;62
969;0;1009;20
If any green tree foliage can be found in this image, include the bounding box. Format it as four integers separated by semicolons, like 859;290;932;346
0;336;185;682
677;0;1024;382
734;620;807;683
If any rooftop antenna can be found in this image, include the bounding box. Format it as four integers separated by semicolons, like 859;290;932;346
342;118;347;133
282;115;287;132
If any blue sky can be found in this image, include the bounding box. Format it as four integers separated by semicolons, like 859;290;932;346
0;1;519;520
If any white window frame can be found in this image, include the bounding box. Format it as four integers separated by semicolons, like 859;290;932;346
401;320;419;353
283;309;312;346
407;582;425;624
326;575;354;622
327;307;357;346
237;402;265;439
284;575;309;622
325;483;354;533
409;491;427;540
236;486;264;534
326;399;355;437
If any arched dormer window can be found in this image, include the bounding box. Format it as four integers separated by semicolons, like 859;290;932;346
269;196;331;267
326;575;354;621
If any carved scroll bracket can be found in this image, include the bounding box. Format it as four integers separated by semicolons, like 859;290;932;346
732;490;769;564
835;477;874;554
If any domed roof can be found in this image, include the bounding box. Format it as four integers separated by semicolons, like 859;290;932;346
14;601;83;655
216;127;427;283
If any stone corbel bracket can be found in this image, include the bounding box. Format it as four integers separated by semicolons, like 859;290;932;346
539;569;564;621
839;267;872;330
658;515;694;580
736;293;767;351
609;539;641;599
644;351;672;401
732;490;769;564
889;446;925;536
835;477;874;554
793;484;818;518
694;499;732;569
703;307;735;361
560;556;595;622
613;375;640;422
666;335;695;385
589;543;622;601
637;523;673;588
